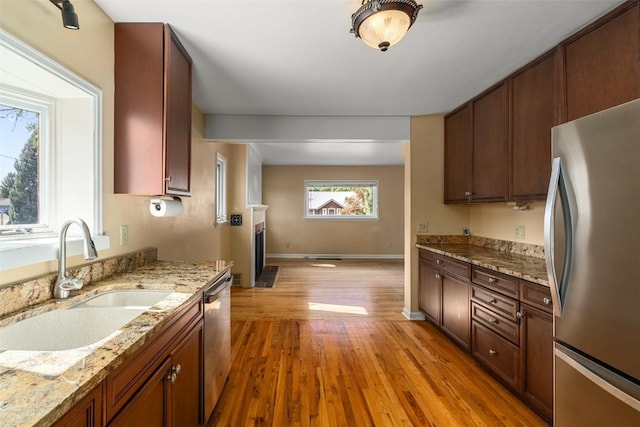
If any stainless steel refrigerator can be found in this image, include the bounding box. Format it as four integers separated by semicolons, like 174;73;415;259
544;98;640;425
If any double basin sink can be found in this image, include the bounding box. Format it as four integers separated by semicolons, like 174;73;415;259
0;290;172;352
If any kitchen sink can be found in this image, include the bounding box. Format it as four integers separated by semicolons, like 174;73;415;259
72;290;172;309
0;290;172;351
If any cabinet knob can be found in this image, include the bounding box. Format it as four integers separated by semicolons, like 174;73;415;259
489;349;497;356
436;259;442;265
543;297;551;305
488;277;497;284
165;176;172;182
435;273;441;280
465;191;472;196
172;364;182;375
167;372;177;383
516;311;523;319
485;298;497;304
488;317;498;325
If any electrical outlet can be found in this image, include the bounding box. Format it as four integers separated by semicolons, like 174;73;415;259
417;222;429;233
514;224;525;240
120;225;129;246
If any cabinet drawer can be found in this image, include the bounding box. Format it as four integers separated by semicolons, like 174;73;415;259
419;251;470;280
472;266;519;299
471;285;519;321
472;322;521;391
471;302;519;345
520;280;553;314
419;250;438;266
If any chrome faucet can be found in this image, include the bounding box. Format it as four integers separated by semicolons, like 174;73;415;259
54;218;98;299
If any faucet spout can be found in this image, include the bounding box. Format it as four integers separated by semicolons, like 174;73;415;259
54;218;98;299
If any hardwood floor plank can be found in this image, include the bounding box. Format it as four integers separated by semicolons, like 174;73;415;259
209;259;547;426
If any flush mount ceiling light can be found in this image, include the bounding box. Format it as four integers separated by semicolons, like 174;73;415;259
49;0;79;30
350;0;423;52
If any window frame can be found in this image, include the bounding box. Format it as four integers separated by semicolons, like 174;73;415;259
215;152;228;226
0;88;55;234
304;180;379;220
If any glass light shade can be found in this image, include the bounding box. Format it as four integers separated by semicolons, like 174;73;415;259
359;9;411;50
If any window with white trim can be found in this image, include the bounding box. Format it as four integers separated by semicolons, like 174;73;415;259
304;180;378;219
215;152;227;225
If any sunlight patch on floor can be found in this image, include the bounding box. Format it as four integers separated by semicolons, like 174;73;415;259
311;263;336;268
308;302;368;315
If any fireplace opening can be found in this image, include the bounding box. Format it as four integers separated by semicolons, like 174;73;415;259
255;223;265;281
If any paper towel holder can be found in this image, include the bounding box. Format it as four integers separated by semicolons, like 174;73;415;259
150;196;182;216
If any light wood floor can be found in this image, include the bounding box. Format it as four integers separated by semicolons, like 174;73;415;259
209;259;547;426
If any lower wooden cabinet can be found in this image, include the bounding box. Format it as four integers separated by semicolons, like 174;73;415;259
53;385;103;427
520;303;553;422
418;260;441;324
441;275;470;350
472;321;521;391
109;320;203;427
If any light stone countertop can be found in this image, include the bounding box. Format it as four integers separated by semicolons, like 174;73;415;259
0;260;232;427
416;243;549;286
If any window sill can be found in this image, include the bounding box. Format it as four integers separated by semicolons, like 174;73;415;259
0;235;110;272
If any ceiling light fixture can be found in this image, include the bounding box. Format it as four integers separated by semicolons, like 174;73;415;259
350;0;422;52
49;0;79;30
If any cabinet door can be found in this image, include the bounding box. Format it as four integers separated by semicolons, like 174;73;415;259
418;261;441;325
444;105;472;203
562;2;639;122
109;357;171;427
171;321;203;426
510;52;555;200
53;385;103;427
164;27;192;196
472;83;508;201
520;304;553;422
441;275;470;350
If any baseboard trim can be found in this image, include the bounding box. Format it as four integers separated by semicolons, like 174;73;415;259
266;253;404;260
402;308;426;321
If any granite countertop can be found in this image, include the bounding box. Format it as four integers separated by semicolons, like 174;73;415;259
0;260;232;427
416;243;549;286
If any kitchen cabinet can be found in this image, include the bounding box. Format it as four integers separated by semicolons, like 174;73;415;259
53;385;103;427
418;250;471;350
471;83;508;201
509;51;555;200
444;105;472;203
519;281;553;423
560;1;639;122
104;296;203;423
109;321;203;427
114;23;192;196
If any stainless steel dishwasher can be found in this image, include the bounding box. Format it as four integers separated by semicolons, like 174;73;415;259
203;270;232;421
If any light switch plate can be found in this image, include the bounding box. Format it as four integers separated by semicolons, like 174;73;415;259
514;225;525;239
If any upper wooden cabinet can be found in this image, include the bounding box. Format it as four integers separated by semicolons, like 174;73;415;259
472;83;508;202
509;52;555;200
115;23;192;196
444;105;472;203
560;2;640;122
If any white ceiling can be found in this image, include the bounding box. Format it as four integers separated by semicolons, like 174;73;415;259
93;0;625;164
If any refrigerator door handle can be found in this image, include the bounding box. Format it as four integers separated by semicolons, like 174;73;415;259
555;345;640;412
544;157;574;317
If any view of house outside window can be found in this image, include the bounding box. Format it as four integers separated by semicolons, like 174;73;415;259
0;103;39;227
305;180;378;219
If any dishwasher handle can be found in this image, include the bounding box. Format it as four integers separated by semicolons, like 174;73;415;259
204;274;232;303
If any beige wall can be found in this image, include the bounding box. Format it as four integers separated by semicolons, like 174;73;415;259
406;115;470;314
0;0;231;286
263;165;404;256
470;202;544;245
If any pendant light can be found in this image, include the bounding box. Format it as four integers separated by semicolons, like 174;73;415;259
350;0;423;52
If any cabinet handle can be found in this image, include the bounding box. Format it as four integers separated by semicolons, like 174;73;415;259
167;372;177;383
436;259;442;265
435;273;441;280
542;297;551;305
488;317;498;325
489;349;497;356
488;277;497;284
485;297;497;304
516;311;523;319
465;191;473;196
165;176;172;182
172;364;182;375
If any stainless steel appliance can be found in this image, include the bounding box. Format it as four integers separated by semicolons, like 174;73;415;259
545;98;640;425
203;270;232;422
